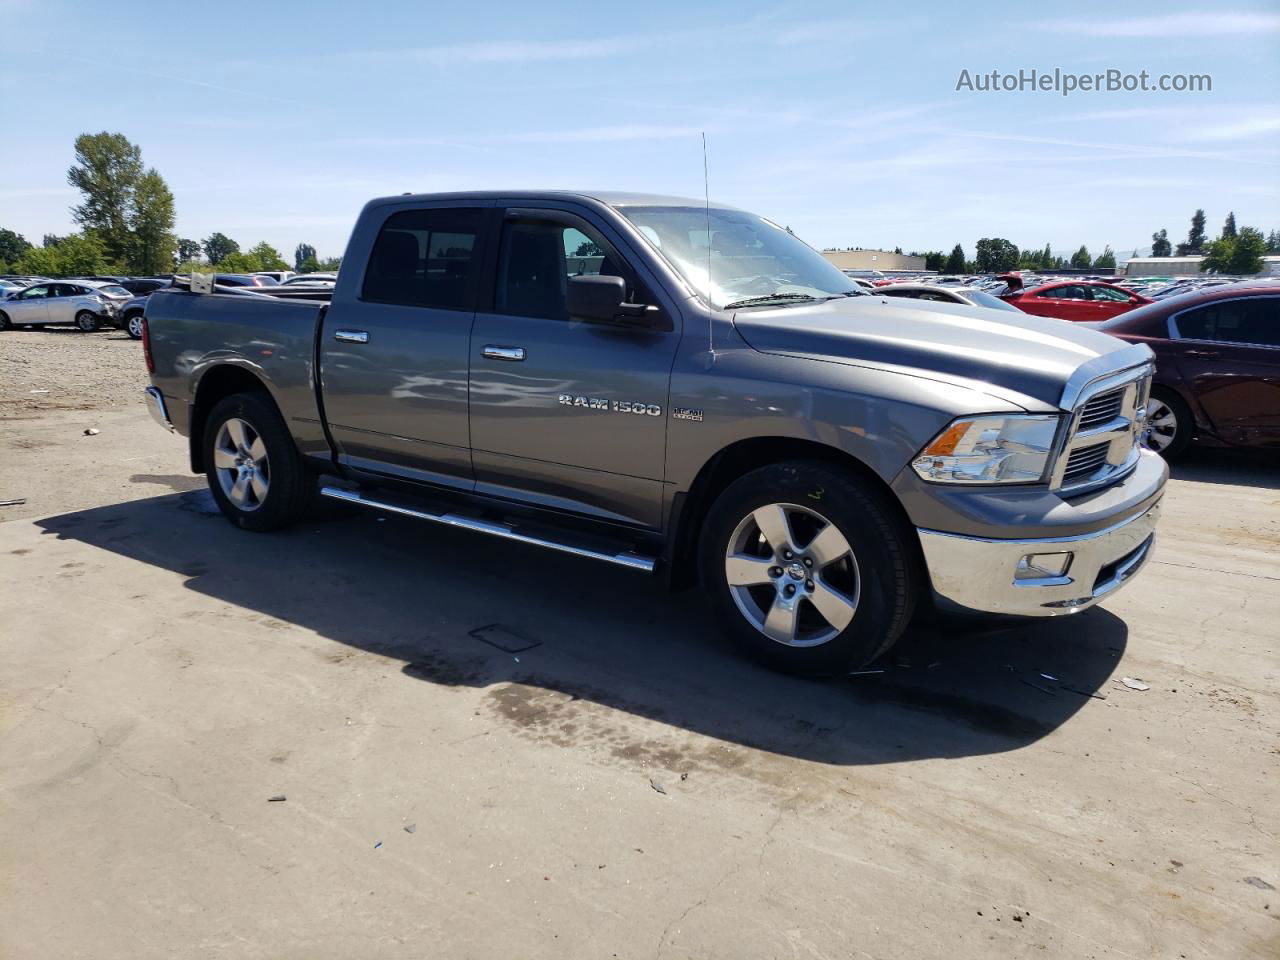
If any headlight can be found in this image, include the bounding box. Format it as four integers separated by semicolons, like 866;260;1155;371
911;414;1061;484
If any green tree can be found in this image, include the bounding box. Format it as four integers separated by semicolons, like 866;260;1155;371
246;241;288;270
922;251;945;271
1221;211;1237;239
177;238;202;263
43;233;64;248
1093;246;1116;269
14;232;108;277
212;251;259;273
294;243;316;270
128;168;177;275
1070;245;1092;269
202;232;239;265
944;243;966;273
66;132;144;265
318;256;342;271
1265;229;1280;253
1223;225;1264;272
974;237;1019;272
1151;229;1172;258
296;255;321;273
1176;208;1207;255
0;228;31;265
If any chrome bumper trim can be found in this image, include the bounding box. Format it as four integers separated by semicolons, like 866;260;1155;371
917;498;1161;617
144;386;173;432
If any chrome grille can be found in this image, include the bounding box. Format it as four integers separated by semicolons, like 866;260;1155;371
1063;441;1111;483
1078;388;1124;429
1051;364;1153;495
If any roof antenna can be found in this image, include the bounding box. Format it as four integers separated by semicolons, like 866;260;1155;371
702;131;715;365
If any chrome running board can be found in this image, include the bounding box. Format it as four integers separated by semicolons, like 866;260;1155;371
319;485;657;573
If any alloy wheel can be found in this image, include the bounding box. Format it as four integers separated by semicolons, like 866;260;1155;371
213;417;270;511
75;311;97;332
127;316;144;339
1142;398;1178;453
724;502;860;648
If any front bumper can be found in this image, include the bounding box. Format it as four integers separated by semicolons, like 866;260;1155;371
144;386;173;432
917;497;1161;617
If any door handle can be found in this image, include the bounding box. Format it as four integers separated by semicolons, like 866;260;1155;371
482;345;526;361
1184;348;1218;359
334;330;369;344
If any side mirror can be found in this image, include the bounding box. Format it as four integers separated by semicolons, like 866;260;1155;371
567;274;658;326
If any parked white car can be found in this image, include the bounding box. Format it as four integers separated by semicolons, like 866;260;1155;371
0;280;131;331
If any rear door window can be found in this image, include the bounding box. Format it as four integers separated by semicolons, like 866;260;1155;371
1175;297;1280;347
362;208;483;311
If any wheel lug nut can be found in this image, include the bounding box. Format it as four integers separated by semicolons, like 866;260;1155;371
805;579;814;591
784;584;796;597
803;557;813;567
769;566;782;578
782;549;793;560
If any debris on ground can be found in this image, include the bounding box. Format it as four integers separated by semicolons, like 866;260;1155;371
649;779;667;796
1063;685;1107;701
374;841;382;849
680;772;688;781
1013;680;1054;696
83;428;99;436
1116;677;1151;691
267;794;286;802
1243;876;1275;891
0;498;26;507
469;623;542;653
404;823;417;834
848;669;885;676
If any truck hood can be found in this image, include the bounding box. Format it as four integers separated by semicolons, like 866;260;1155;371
732;295;1131;407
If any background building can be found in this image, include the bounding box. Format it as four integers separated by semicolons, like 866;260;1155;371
821;250;925;272
1124;255;1280;277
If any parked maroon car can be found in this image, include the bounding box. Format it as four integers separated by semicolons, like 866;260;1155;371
1004;281;1153;323
1094;283;1280;458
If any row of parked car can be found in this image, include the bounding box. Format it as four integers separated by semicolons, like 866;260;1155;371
845;270;1280;458
0;271;338;338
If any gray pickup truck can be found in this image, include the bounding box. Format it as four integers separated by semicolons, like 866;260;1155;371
143;191;1166;674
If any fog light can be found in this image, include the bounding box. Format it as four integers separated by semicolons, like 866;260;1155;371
1015;552;1073;580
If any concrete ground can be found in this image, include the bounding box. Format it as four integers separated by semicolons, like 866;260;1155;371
1;339;1277;958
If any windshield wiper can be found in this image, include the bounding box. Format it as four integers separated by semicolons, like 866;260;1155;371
722;293;820;309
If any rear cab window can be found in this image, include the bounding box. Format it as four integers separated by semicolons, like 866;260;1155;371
362;208;484;311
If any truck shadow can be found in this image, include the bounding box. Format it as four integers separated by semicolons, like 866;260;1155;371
1169;447;1280;490
37;489;1127;767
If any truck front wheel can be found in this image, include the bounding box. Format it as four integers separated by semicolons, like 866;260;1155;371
698;461;917;676
203;392;314;532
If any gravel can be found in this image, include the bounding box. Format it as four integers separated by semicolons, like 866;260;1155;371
0;328;148;414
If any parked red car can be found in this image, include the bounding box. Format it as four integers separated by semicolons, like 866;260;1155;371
1004;281;1152;322
1092;283;1280;457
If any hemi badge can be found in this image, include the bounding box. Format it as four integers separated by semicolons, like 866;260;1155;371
672;407;703;422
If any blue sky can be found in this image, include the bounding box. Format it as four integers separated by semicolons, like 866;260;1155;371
2;0;1277;261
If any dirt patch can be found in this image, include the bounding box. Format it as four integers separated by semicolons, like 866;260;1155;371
0;329;148;412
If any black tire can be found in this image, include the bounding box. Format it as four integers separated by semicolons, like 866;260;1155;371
698;460;917;676
0;311;10;331
1144;387;1193;461
75;310;98;332
123;313;144;340
203;392;315;532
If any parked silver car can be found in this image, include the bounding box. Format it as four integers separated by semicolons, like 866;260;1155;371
0;280;131;331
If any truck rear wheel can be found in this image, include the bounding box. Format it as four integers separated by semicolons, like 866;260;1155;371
203;392;314;532
698;461;917;676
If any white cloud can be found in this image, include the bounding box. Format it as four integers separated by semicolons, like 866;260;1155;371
1032;11;1280;37
507;125;705;143
345;37;637;65
1180;115;1280;141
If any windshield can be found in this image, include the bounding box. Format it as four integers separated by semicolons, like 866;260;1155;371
965;290;1021;312
617;206;858;309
